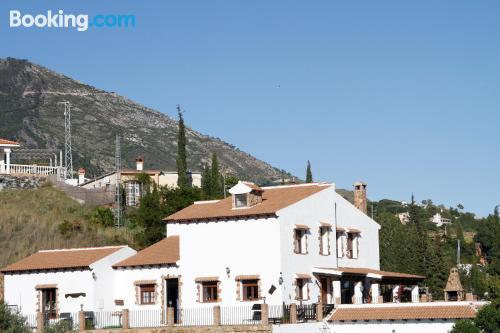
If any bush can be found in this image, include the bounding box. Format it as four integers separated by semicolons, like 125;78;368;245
89;207;115;228
450;320;480;333
0;302;31;333
44;320;76;333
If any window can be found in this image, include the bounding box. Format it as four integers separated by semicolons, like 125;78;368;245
346;232;359;259
319;227;330;255
294;229;307;254
234;193;248;208
202;281;218;302
125;181;141;206
242;279;259;301
41;288;57;319
140;284;155;305
336;231;344;258
296;279;309;300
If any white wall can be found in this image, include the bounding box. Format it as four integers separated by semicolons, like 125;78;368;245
4;270;94;315
3;247;135;315
167;216;283;307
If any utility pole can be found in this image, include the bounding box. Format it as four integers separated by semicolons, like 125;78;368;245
115;134;122;228
59;101;73;179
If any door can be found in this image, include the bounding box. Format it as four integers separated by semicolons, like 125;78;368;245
320;277;329;304
165;279;179;323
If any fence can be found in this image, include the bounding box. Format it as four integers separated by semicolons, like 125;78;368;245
24;303;330;331
10;164;60;176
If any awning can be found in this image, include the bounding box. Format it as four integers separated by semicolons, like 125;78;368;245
133;280;156;285
336;227;346;232
295;273;313;279
195;276;219;282
313;267;342;276
235;275;260;281
338;267;425;281
320;222;332;228
347;228;361;233
295;224;310;230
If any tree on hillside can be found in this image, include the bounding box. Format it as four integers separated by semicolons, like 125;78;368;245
475;206;500;275
210;153;222;198
131;185;166;248
176;105;189;189
201;164;212;198
306;161;313;183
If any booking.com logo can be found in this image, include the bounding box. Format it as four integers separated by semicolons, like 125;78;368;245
9;10;135;32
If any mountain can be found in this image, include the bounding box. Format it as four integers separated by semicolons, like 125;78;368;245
0;58;289;183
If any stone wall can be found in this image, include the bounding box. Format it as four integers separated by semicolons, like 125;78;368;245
83;326;271;333
0;175;47;191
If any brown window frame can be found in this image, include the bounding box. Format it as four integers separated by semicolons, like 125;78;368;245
234;193;248;208
139;284;155;305
242;279;259;301
319;227;330;255
294;229;306;254
41;288;57;319
296;278;308;300
346;233;356;259
202;281;218;303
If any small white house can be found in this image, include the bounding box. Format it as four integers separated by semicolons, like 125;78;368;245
1;246;136;316
430;213;452;227
0;138;19;174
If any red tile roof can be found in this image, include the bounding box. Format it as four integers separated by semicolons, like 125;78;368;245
165;184;331;222
1;246;127;273
329;304;478;321
0;138;19;146
113;236;179;268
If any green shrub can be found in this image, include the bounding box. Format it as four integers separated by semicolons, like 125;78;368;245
0;302;31;333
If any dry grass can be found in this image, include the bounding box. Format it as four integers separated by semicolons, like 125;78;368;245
0;186;135;269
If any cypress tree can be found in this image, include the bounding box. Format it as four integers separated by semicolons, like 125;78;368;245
210;153;222;198
306;160;313;183
201;164;212;198
176;105;189;188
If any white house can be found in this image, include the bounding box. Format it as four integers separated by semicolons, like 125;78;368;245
430;213;452;227
1;246;136;317
110;181;424;323
79;157;201;206
0;138;20;174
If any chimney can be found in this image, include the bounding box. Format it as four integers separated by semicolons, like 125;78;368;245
78;168;85;185
136;157;144;171
353;181;367;214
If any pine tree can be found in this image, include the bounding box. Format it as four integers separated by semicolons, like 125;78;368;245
306;160;313;183
176;105;189;189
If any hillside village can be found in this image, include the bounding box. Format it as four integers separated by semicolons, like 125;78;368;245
1;104;499;333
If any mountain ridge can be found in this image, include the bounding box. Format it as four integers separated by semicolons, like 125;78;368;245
0;57;290;183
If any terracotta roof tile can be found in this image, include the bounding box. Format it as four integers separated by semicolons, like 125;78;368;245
329;304;477;321
165;184;331;222
1;246;126;273
113;236;179;268
0;138;19;146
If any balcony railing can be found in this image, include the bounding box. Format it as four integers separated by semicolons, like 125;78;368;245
8;164;60;176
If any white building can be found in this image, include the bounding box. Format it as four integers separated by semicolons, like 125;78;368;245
111;181;423;322
79;157;201;206
0;138;19;174
1;246;135;316
430;213;452;227
2;181;426;326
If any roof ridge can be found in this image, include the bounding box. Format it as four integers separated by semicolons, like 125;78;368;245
39;245;126;253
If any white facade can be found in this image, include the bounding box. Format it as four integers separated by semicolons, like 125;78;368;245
3;247;135;315
430;213;452;227
0;139;19;174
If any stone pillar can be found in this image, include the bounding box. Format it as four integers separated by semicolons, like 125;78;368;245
36;311;44;333
167;307;175;327
411;285;419;303
378;296;384;304
213;305;221;326
332;280;341;304
4;148;11;174
122;309;130;329
316;302;323;321
420;294;428;302
290;304;297;324
465;293;474;301
261;304;269;325
370;283;380;303
78;310;85;331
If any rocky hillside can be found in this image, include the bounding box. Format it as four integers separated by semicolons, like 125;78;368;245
0;58;289;182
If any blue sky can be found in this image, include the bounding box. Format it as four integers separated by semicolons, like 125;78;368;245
0;1;499;216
